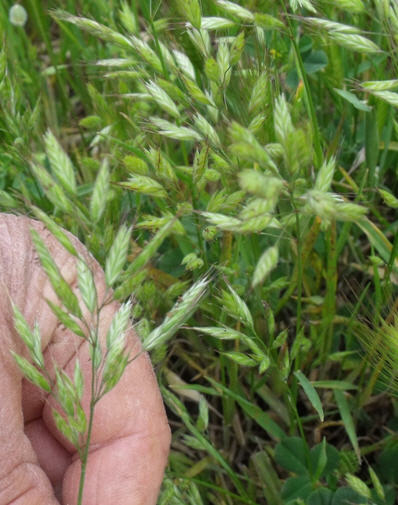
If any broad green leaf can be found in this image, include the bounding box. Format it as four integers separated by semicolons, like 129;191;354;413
309;440;339;480
304;50;328;74
281;475;313;502
275;436;308;475
331;487;365;504
334;88;372;112
307;488;333;505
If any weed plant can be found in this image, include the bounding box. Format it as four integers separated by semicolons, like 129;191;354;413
3;0;398;504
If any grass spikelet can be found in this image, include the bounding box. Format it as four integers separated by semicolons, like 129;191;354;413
239;170;283;200
206;59;222;85
290;0;316;13
324;0;365;13
90;159;110;223
304;17;361;34
12;305;44;368
175;0;202;29
77;259;97;313
144;275;210;351
191;326;245;340
31;207;78;257
187;27;211;57
182;76;212;105
31;229;82;318
238;215;273;233
216;0;254;22
146;81;180;119
150;117;203;142
223;284;254;330
118;175;168;198
345;474;372;499
194;113;221;147
201;17;235;30
30;165;73;215
239;198;274;219
202;211;242;231
329;32;381;54
370;90;398;107
378;188;398;208
128;35;163;73
44;130;76;195
216;41;231;85
249;72;268;114
273;95;294;146
12;353;51;392
229;122;278;172
361;80;398;91
254;13;285;30
314;157;335;192
118;1;138;34
336;202;367;221
51;10;133;50
114;219;177;295
252;245;279;288
105;224;131;286
304;17;380;53
106;300;132;350
172;49;196;80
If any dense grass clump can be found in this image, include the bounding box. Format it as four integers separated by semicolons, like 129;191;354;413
3;0;398;503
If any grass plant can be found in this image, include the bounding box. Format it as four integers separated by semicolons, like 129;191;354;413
3;0;398;503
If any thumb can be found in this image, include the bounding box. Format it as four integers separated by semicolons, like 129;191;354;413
0;359;58;505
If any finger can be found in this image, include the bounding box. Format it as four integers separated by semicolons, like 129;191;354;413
0;359;59;505
24;419;70;493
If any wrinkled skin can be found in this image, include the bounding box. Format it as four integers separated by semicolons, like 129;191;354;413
0;214;171;505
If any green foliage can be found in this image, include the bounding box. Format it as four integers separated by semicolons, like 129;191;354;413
3;0;398;503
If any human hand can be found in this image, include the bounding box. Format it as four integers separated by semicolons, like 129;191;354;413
0;214;171;505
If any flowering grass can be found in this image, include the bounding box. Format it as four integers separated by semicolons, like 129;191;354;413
2;0;398;503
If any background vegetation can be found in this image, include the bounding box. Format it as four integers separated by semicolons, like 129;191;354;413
2;0;398;503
